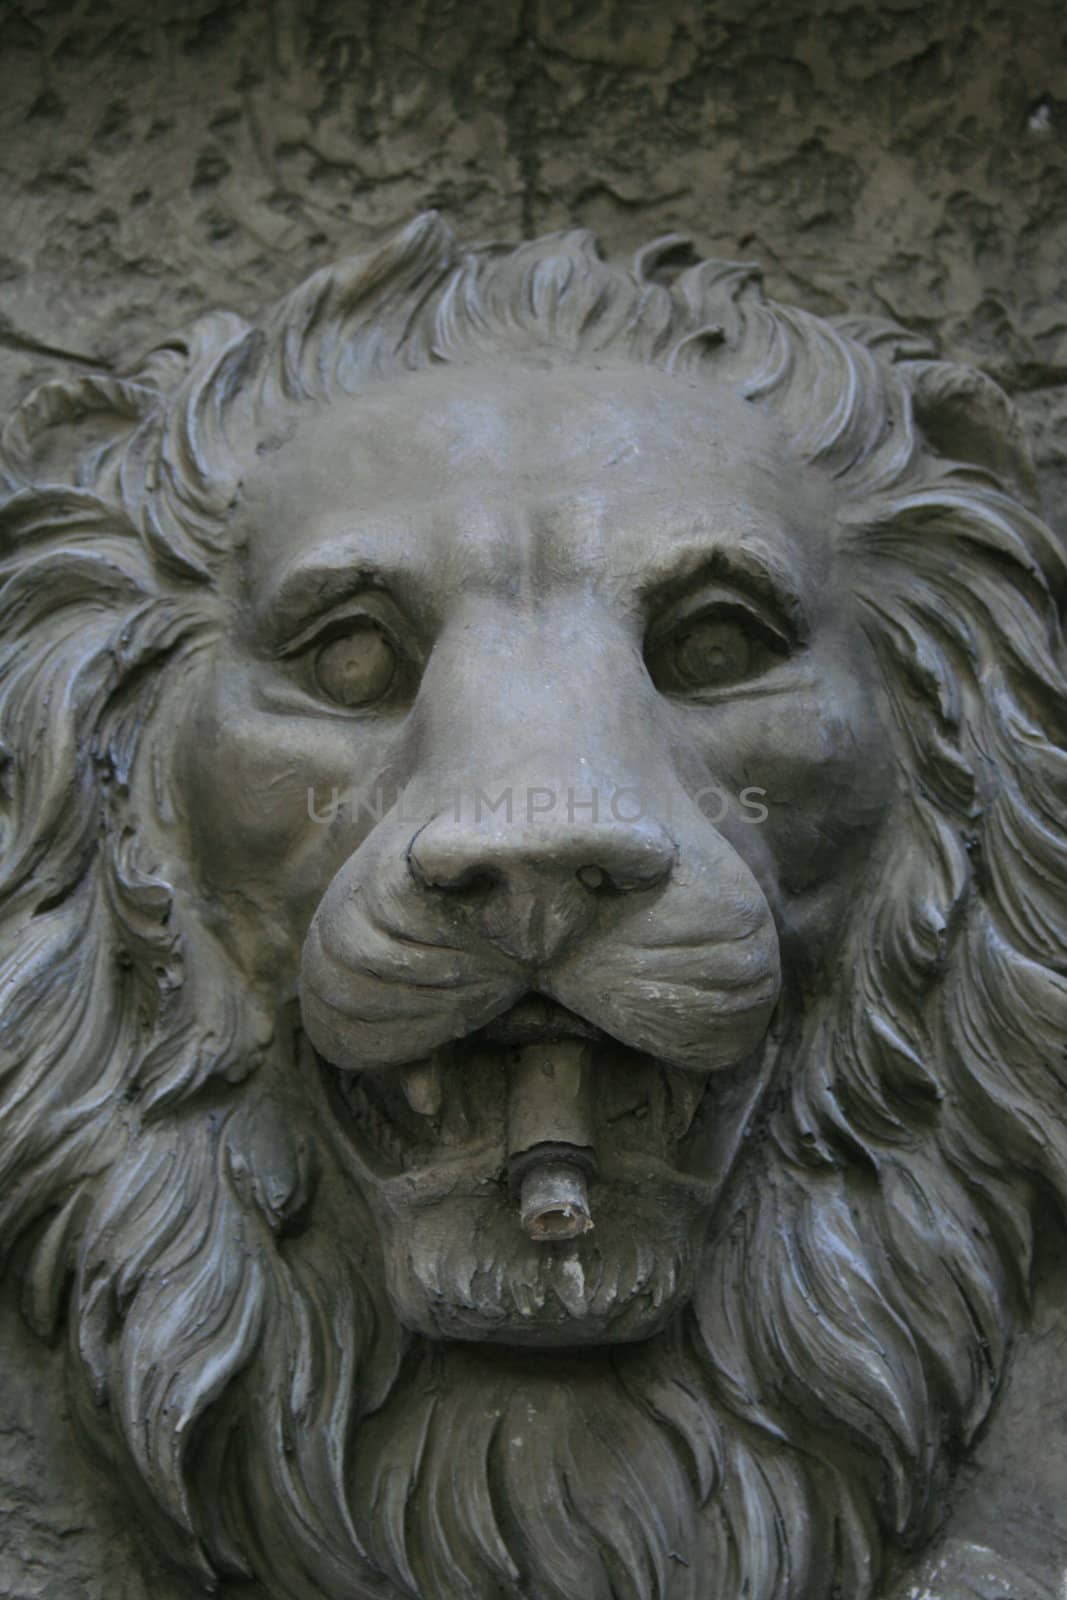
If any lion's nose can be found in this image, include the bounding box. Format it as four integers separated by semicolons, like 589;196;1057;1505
408;809;676;901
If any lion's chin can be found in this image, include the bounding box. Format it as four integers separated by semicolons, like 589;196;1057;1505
376;1183;699;1345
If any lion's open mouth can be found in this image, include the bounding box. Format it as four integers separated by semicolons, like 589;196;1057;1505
319;994;713;1182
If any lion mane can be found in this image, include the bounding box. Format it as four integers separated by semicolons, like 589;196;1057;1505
0;214;1065;1600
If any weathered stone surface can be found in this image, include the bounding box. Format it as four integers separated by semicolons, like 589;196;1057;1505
1;0;1066;531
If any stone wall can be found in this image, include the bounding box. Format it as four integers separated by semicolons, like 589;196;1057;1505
2;0;1066;529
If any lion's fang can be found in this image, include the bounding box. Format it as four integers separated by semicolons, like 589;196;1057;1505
665;1072;707;1139
402;1057;443;1118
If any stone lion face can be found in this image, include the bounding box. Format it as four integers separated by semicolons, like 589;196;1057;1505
2;218;1064;1600
174;360;893;1345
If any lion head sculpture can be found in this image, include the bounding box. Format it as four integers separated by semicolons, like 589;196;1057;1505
0;213;1065;1600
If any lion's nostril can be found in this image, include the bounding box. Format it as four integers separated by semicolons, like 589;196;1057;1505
408;845;499;897
446;865;498;897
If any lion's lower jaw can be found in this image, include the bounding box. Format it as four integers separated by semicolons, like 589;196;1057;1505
359;1144;709;1343
378;1205;695;1344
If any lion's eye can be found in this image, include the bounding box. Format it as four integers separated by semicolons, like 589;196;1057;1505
313;624;397;707
646;602;789;696
671;619;751;688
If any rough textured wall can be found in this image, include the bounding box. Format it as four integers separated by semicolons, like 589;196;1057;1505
2;0;1066;528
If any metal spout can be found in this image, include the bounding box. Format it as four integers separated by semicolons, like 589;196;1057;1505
506;1038;597;1242
518;1160;593;1241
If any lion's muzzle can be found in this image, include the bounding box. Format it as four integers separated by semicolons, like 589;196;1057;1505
300;760;780;1079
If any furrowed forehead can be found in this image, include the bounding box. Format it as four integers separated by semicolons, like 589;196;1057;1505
225;361;836;636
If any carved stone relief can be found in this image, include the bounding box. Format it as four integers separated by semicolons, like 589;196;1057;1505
0;215;1065;1598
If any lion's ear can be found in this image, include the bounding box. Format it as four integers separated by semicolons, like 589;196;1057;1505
901;359;1042;512
830;315;1042;513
